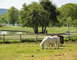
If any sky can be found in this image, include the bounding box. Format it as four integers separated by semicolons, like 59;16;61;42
0;0;77;10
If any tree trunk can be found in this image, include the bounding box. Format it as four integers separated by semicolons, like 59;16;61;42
42;26;47;34
43;26;47;34
13;23;15;26
33;26;38;34
12;19;15;26
42;26;44;34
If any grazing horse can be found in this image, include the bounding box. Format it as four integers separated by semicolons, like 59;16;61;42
51;35;64;46
40;36;60;49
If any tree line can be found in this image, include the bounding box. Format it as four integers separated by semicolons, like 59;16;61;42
1;0;77;34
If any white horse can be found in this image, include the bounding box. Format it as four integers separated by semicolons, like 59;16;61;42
40;36;60;49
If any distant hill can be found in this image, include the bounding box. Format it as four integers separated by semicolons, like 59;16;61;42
0;8;8;15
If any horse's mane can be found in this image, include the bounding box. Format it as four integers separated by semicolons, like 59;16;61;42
40;38;45;46
40;40;44;46
40;36;52;46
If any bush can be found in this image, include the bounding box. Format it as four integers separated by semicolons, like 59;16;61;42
64;37;77;42
21;39;42;42
3;40;20;44
4;40;10;43
21;39;36;42
70;38;77;42
64;38;69;42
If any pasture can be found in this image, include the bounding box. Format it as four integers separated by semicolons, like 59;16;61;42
0;26;77;34
0;26;77;60
0;42;77;60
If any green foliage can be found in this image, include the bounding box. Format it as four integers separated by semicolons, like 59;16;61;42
70;37;77;42
0;15;2;23
21;39;36;42
2;14;8;24
20;1;59;34
40;0;59;24
0;40;20;44
58;3;77;26
21;39;42;42
20;3;41;33
64;37;77;42
0;14;8;24
73;19;77;27
7;6;19;26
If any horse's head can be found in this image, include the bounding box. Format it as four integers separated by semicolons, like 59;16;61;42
40;41;45;49
42;44;44;49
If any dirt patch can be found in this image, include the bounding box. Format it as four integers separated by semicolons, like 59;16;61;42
38;51;77;60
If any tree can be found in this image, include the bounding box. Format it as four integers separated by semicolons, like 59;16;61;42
20;1;59;34
20;2;43;33
7;6;19;26
0;15;2;23
2;14;8;24
58;3;77;26
40;0;59;33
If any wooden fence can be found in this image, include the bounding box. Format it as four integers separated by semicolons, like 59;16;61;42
0;32;77;43
0;34;48;43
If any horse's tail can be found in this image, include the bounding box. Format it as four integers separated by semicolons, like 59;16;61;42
62;36;64;44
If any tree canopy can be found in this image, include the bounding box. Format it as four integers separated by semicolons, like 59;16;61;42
20;0;59;34
7;6;19;26
57;3;77;26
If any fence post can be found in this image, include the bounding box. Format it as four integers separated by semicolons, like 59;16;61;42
20;34;22;42
68;23;70;41
68;31;70;41
3;34;5;43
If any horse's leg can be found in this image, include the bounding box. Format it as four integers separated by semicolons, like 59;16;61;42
49;43;51;49
51;43;54;47
57;41;60;49
54;43;56;49
61;44;62;47
46;43;48;49
57;43;59;49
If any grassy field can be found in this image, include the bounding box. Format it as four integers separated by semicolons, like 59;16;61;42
0;26;77;60
0;26;77;34
0;42;77;60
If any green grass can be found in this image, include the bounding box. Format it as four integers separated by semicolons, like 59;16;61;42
0;42;77;60
0;26;77;34
0;26;33;33
0;26;77;60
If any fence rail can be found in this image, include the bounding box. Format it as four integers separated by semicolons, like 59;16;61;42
0;32;77;43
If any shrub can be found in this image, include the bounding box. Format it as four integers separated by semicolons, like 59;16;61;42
70;38;77;42
4;40;10;43
64;37;77;42
21;39;36;42
21;39;42;42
